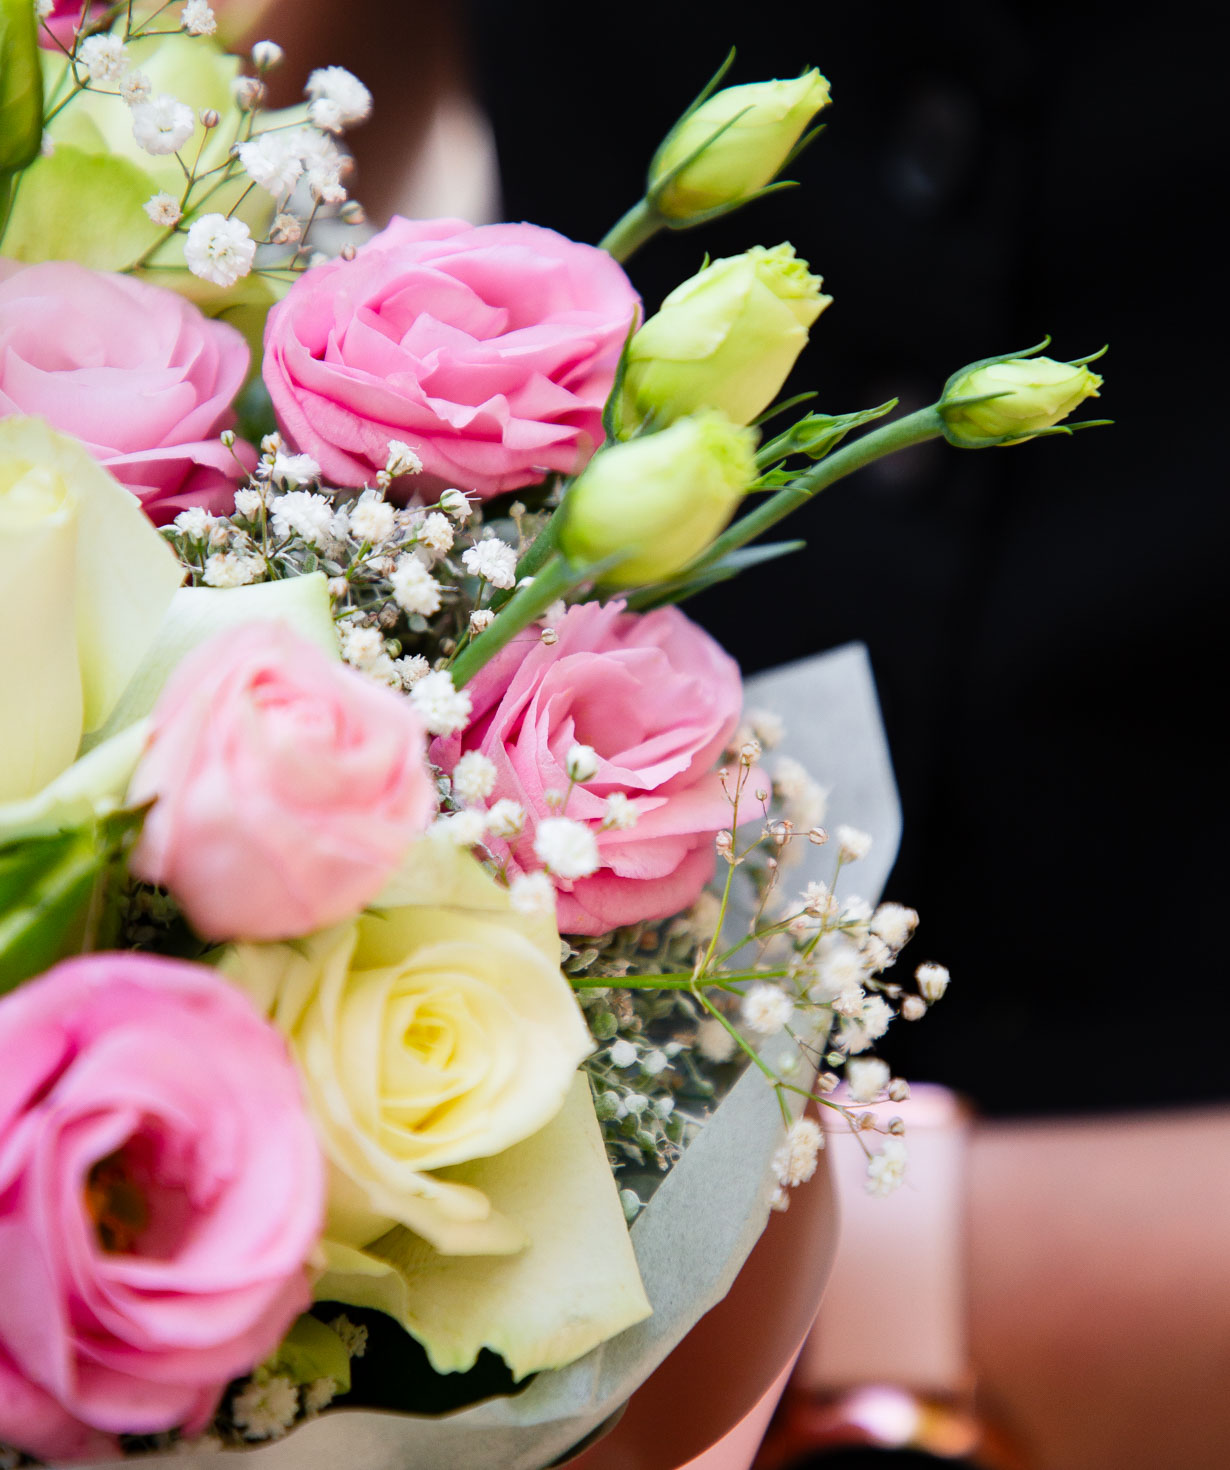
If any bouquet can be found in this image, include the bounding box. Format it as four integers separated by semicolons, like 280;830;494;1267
0;6;1107;1464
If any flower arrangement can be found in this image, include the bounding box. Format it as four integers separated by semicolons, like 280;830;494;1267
0;9;1106;1466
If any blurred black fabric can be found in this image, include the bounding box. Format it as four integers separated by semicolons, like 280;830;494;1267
464;0;1227;1114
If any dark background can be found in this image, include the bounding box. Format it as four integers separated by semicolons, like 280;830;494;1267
463;0;1227;1115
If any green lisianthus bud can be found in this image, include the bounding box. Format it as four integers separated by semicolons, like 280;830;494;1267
940;355;1105;446
620;244;831;433
559;413;757;587
649;70;831;222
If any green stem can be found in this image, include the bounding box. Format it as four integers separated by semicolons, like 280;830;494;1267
692;404;945;574
568;967;793;991
599;198;662;263
448;552;577;687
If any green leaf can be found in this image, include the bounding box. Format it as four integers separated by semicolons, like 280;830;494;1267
265;1314;352;1394
757;400;899;468
0;826;103;995
2;144;162;269
0;0;42;177
313;1076;651;1381
625;539;806;611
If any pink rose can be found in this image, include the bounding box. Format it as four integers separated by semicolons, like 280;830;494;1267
0;953;324;1462
433;601;755;935
0;261;255;525
262;217;639;498
129;621;436;941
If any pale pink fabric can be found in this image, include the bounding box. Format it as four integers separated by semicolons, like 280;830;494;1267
432;600;754;935
0;954;324;1462
129;622;436;941
0;260;255;524
262;217;639;498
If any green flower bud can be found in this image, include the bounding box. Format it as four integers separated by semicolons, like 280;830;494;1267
940;354;1105;447
649;70;831;223
559;413;757;587
621;243;831;432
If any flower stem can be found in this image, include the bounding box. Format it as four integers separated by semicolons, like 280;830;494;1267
690;403;945;574
599;198;662;263
448;552;577;687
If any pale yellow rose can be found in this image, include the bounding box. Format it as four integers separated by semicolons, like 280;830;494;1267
222;841;594;1255
621;244;831;431
559;411;758;587
0;417;182;806
650;70;832;222
940;355;1105;446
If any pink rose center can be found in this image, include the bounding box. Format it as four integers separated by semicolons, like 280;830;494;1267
83;1128;204;1260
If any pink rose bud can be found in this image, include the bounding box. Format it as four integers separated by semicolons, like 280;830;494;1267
0;953;324;1462
262;217;640;499
0;261;256;524
129;621;436;941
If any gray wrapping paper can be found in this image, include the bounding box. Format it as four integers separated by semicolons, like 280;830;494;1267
82;642;899;1470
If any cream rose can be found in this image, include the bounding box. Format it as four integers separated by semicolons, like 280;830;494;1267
223;841;593;1255
0;416;181;806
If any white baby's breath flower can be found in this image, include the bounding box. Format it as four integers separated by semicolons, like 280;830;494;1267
411;670;471;736
203;551;263;587
429;809;486;847
533;816;599;879
183;213;255;286
469;609;494;634
841;895;872;930
340;624;385;670
916;962;950;1002
417;510;453;555
608;1038;638;1068
305;66;372;128
642;1048;668;1076
34;0;53;18
836;824;873;862
233;487;263;517
462;538;517;589
349;491;395;545
602;792;638;830
250;39;284;70
302;1378;335;1416
393;654;431;689
741;982;793;1037
440;487;472;520
858;994;893;1043
180;0;216;35
384;439;422;477
846;1056;890;1103
272;451;320;486
120;70;152;105
808;935;866;1003
231;1376;299;1441
509;870;556;917
696;1017;736;1063
327;1315;367;1358
235;132;303;196
486;798;526;839
78;35;129;83
901;994;927;1021
143;191;182;227
390;555;441;616
771;1116;824;1187
866;1136;908;1197
172;507;215;540
131;94;194;155
748;708;784;748
270;490;337;546
871;902;919;950
452;751;497;804
566;744;599;783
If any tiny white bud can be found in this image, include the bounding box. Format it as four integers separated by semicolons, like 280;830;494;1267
566;744;600;783
250;40;284;70
916;962;950;1002
901;994;927;1021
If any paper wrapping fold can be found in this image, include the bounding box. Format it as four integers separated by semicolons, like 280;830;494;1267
81;642;899;1470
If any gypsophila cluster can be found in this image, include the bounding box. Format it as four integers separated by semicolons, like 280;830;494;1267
38;7;371;287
